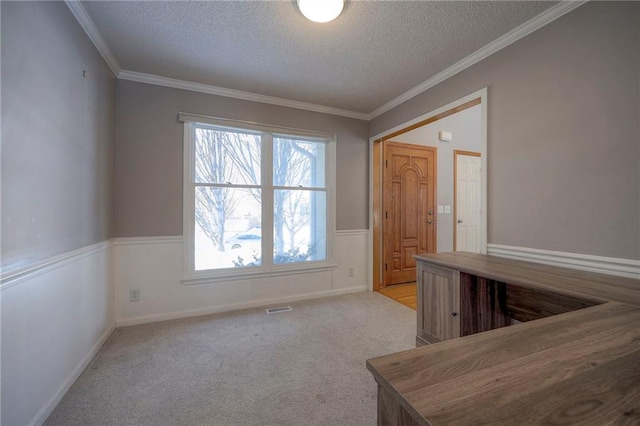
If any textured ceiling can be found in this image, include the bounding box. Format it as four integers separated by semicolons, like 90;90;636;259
83;1;557;114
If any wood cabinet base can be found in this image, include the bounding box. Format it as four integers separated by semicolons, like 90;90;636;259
377;386;421;426
369;253;640;426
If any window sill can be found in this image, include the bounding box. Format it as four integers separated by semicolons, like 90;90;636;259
181;263;338;286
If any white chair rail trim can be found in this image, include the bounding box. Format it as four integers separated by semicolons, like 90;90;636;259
487;244;640;279
1;240;112;291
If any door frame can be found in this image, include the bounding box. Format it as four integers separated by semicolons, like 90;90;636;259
382;141;437;288
453;150;482;252
369;87;488;292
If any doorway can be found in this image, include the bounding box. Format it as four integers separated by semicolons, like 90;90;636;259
370;88;488;293
454;150;482;252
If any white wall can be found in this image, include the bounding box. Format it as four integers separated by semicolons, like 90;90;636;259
114;231;368;326
390;104;482;252
0;244;115;426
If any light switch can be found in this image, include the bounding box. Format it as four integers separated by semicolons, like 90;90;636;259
437;205;444;214
444;205;451;214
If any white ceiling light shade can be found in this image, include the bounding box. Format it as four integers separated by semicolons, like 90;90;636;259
297;0;344;23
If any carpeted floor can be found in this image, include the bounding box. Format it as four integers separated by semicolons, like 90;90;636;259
45;292;416;426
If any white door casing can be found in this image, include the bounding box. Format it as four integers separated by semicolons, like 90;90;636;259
455;153;482;252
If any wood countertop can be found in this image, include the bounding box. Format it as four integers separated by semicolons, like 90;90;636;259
367;253;640;425
367;302;640;425
414;252;640;307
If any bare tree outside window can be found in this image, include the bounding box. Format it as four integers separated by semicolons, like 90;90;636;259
191;125;326;270
273;138;323;262
194;129;239;252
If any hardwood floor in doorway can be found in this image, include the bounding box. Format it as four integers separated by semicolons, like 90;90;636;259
379;282;417;310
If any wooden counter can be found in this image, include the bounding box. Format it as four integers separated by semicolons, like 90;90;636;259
413;252;640;307
367;253;640;425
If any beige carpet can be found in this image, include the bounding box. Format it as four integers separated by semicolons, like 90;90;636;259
45;292;416;426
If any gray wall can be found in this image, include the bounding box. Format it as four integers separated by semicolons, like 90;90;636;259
371;2;640;260
115;80;369;236
1;1;116;271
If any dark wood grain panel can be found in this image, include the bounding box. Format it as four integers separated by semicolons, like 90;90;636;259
377;386;423;426
506;283;600;322
460;272;509;336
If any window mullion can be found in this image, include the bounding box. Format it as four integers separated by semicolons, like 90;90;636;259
184;122;196;276
195;183;262;189
262;133;274;268
272;186;327;191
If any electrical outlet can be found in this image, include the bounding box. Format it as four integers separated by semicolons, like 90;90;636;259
129;289;140;302
348;267;355;277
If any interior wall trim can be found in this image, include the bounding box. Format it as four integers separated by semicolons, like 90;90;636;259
64;0;587;122
336;229;369;236
1;237;183;290
113;236;183;246
487;244;640;279
367;1;588;119
118;70;369;121
63;0;366;119
64;0;121;76
115;285;367;327
30;324;116;426
0;240;112;291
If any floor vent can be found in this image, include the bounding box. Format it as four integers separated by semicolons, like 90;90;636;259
265;306;293;314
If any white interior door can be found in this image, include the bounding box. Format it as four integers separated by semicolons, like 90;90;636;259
455;153;482;252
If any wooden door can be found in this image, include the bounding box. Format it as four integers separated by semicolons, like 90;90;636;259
383;141;436;286
454;151;482;252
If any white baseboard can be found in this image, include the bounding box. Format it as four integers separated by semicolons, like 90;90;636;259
29;324;115;426
116;285;367;327
487;244;640;279
116;286;367;327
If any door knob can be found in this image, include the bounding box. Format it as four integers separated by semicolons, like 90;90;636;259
457;219;463;224
427;220;433;224
451;312;458;317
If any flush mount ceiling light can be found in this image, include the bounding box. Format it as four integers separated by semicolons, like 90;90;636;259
297;0;344;23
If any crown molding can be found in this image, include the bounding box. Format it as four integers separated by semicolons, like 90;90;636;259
63;0;365;119
64;0;121;76
65;0;586;122
118;70;369;121
367;1;588;120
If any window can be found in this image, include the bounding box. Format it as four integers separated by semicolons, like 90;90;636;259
180;114;335;281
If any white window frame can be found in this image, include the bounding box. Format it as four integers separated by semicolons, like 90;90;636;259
179;113;336;284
